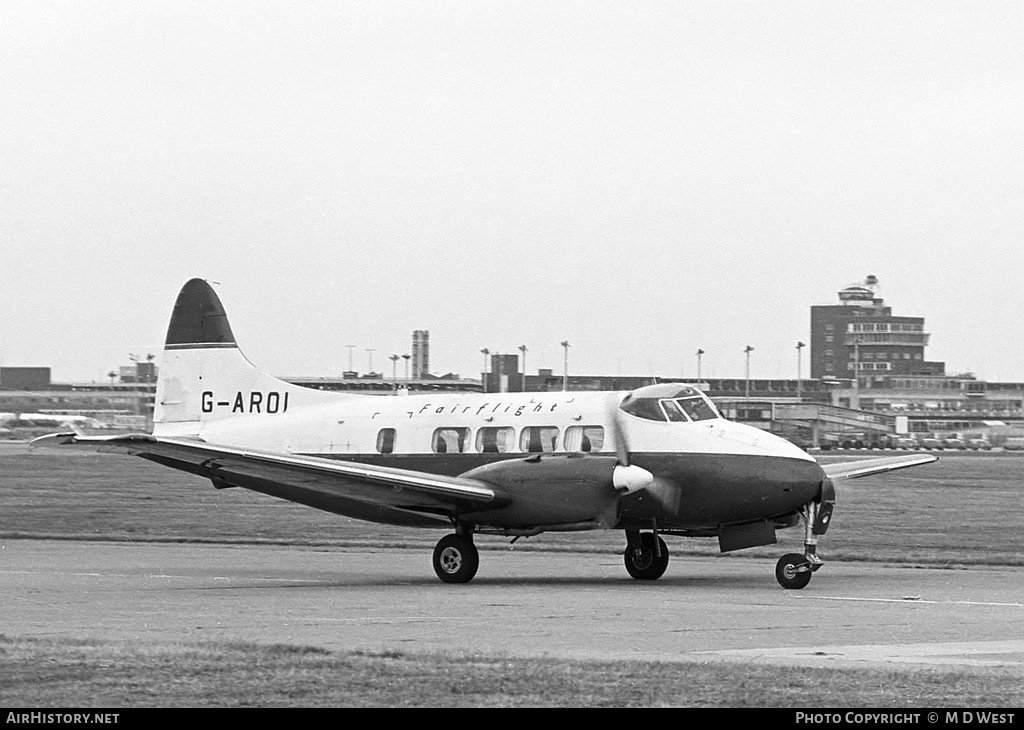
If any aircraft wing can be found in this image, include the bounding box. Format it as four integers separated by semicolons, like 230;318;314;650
32;432;499;523
820;453;938;480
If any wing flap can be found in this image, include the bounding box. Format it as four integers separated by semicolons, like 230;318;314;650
32;432;498;517
821;453;938;480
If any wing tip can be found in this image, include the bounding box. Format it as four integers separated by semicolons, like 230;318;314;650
822;452;940;480
30;432;78;448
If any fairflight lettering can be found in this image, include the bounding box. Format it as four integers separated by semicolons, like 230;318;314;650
395;400;566;420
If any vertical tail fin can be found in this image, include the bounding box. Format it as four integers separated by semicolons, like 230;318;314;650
154;279;326;433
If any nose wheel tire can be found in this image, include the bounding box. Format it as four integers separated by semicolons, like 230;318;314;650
624;533;669;580
432;534;480;584
775;553;813;589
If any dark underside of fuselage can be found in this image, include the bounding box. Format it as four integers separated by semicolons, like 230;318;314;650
141;449;823;535
315;451;824;532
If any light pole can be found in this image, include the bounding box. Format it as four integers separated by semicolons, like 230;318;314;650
518;344;528;392
696;349;705;383
744;345;754;399
796;341;805;400
852;339;860;410
560;341;570;391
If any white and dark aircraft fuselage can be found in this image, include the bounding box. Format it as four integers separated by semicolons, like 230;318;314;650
37;279;936;587
168;384;821;533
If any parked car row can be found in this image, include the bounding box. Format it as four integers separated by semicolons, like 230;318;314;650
905;437;992;450
820;436;992;450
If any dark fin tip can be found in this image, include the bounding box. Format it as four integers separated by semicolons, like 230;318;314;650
165;279;237;347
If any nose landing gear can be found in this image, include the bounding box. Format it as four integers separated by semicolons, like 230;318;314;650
775;552;817;589
775;498;831;589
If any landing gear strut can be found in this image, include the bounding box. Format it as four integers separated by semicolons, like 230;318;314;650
775;499;829;589
432;530;479;584
624;530;669;580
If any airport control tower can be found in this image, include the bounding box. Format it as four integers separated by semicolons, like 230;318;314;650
809;276;945;380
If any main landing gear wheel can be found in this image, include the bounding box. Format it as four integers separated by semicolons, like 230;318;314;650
432;534;479;584
624;533;669;580
775;553;813;590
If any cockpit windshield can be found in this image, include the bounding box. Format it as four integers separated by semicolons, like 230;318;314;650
619;384;720;423
677;396;718;421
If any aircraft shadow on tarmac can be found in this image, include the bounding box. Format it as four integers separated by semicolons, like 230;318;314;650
198;569;773;591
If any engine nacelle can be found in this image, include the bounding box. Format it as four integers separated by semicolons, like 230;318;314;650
459;454;625;527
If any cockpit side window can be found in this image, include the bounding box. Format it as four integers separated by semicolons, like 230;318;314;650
620;396;667;421
620;385;720;423
660;399;689;422
678;396;718;421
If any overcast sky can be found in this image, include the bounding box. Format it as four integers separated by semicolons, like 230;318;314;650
2;1;1023;385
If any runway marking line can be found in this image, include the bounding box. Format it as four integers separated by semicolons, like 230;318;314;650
802;595;1023;608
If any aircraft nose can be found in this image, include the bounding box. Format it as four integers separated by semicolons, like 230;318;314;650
713;420;817;462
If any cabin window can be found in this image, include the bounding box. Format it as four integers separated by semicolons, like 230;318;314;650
519;426;559;453
432;427;470;454
376;428;396;454
565;425;604;452
476;426;513;453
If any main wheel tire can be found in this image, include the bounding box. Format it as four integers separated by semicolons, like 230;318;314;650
775;553;813;589
624;533;669;580
432;534;480;584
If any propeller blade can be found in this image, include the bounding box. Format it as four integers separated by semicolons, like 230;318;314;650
644;475;683;514
610;404;631;466
608;393;682;514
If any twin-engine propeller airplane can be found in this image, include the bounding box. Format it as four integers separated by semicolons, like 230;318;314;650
36;279;937;588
